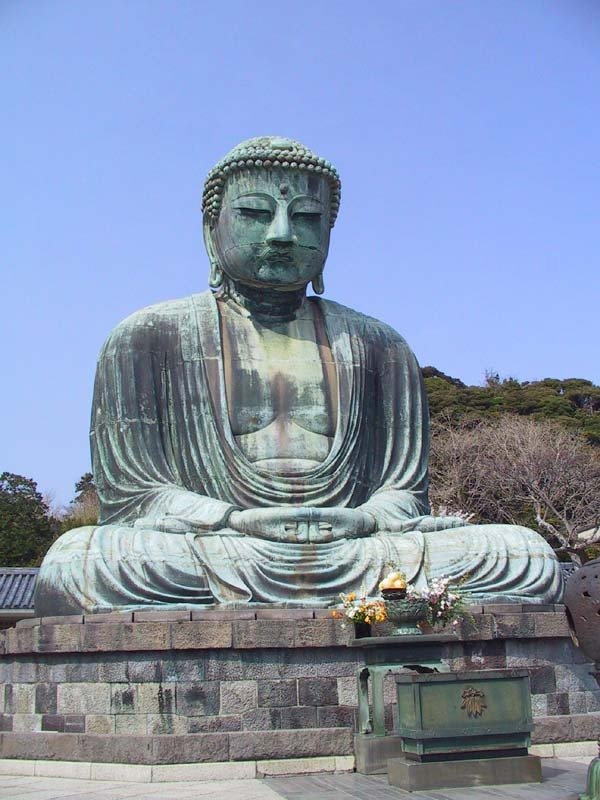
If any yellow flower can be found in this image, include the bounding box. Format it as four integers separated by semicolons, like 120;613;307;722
347;592;357;602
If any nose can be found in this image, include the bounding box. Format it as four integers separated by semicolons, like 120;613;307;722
266;205;293;244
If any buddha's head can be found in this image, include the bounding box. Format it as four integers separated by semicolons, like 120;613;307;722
202;137;341;295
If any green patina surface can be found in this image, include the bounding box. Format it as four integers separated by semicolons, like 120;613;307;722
395;670;533;759
35;137;563;615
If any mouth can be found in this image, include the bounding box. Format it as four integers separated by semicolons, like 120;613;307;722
259;247;295;265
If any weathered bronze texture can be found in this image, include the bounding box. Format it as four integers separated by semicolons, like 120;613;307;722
34;136;564;615
565;560;600;800
384;596;428;636
394;669;533;761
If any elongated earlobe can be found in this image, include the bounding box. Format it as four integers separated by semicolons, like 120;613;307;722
209;261;224;288
312;273;325;295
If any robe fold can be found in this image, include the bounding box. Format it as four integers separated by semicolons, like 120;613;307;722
34;291;563;614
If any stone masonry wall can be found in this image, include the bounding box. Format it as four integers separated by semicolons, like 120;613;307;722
0;605;597;764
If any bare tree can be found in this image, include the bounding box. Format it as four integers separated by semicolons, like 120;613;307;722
429;415;600;564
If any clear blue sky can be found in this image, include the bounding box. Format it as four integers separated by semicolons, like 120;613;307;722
2;1;599;506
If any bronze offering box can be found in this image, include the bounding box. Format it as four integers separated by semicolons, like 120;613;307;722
395;668;533;762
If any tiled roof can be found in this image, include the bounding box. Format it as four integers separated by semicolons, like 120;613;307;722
0;568;38;610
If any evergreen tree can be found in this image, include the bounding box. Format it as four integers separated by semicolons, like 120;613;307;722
0;472;58;566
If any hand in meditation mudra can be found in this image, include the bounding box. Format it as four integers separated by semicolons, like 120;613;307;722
35;137;562;614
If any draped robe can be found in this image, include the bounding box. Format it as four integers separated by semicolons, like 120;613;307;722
34;292;563;614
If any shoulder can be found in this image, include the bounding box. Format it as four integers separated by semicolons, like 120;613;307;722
99;291;213;354
315;298;417;360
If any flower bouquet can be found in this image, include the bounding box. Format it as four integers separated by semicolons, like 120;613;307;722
333;592;387;637
407;577;468;630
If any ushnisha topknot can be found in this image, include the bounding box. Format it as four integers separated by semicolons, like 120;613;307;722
202;136;342;227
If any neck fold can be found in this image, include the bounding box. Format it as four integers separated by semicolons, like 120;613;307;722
219;278;307;322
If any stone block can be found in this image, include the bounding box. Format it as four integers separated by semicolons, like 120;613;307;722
115;715;147;734
108;734;153;764
388;754;542;791
229;727;353;761
586;691;600;713
139;683;175;715
110;684;137;714
458;613;495;640
533;715;574;744
133;609;191;622
484;603;524;614
317;705;355;729
294;619;350;648
256;608;314;620
220;679;258;714
152;760;255;781
534;612;570;638
64;715;86;733
555;663;598;692
176;682;220;716
554;741;600;758
530;743;555;757
170;620;232;649
86;714;115;734
6;626;38;654
0;732;79;761
82;622;170;652
146;714;188;735
531;695;548;717
239;651;282;680
280;649;359;678
233;620;295;648
335;755;355;772
0;714;13;731
0;758;35;775
568;692;588;715
241;707;281;730
354;733;404;774
64;661;101;683
191;608;256;621
204;651;244;680
91;762;152;782
35;683;57;715
506;638;574;666
529;665;557;694
256;756;336;776
187;714;242;733
12;714;41;732
58;682;110;714
278;707;317;729
297;677;338;706
41;714;64;732
84;610;133;623
40;615;84;626
547;692;570;716
151;733;230;764
97;656;128;683
35;760;92;779
37;624;83;653
337;676;358;706
494;613;536;638
571;713;600;741
6;684;35;714
258;679;297;707
75;732;118;762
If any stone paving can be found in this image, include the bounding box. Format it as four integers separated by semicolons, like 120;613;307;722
0;758;592;800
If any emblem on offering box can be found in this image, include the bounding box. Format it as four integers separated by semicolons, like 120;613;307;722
461;686;487;718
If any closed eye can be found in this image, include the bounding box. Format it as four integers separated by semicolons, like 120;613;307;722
237;208;272;221
292;212;321;222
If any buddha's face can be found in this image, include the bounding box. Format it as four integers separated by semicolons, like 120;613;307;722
206;169;331;290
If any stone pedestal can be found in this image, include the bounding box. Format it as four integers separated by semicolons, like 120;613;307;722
387;753;542;791
0;604;596;769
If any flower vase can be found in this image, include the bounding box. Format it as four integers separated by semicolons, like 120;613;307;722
354;621;372;639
